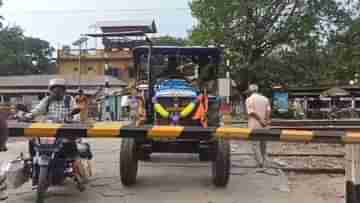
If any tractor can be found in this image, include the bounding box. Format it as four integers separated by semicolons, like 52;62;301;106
120;45;230;187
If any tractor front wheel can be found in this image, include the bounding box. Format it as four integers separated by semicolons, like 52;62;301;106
119;138;138;186
211;139;230;187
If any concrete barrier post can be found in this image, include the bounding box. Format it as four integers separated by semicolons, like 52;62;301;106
346;144;360;203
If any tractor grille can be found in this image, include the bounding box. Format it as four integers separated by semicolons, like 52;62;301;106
155;97;200;126
157;97;196;109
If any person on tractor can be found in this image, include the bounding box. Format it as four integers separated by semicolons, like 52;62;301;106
157;56;188;81
21;78;93;174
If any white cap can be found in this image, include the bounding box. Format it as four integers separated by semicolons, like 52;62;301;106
248;84;259;93
49;78;67;89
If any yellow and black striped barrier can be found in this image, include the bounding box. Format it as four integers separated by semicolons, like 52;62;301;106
6;121;360;144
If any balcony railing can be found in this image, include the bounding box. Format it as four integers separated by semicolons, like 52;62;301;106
58;49;132;59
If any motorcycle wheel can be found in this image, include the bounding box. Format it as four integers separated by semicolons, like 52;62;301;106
36;166;49;203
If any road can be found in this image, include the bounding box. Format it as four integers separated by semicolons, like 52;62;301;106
0;139;345;203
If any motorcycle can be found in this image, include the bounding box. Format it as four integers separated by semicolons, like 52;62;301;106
12;105;93;203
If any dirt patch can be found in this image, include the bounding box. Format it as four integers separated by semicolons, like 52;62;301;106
287;174;345;203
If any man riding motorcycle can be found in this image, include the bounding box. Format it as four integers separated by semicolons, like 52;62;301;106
21;78;93;183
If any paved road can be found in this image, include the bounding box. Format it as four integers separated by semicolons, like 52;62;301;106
0;139;342;203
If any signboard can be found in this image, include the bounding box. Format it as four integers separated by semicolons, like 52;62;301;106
273;92;288;113
220;103;232;113
218;78;230;97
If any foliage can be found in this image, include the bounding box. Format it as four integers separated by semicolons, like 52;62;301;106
0;0;56;76
0;0;3;28
0;26;55;75
189;0;356;92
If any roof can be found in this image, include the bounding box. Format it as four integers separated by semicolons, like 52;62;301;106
86;31;146;38
133;46;222;56
133;46;222;63
289;92;322;96
0;88;124;96
0;74;127;88
94;20;157;34
321;87;350;97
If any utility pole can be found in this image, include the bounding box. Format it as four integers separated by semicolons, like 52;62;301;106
346;72;360;203
73;36;88;89
78;43;81;88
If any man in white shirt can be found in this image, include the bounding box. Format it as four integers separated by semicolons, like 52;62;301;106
245;84;271;167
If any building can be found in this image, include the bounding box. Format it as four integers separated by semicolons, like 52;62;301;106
0;74;126;107
272;85;360;119
57;48;133;82
57;20;157;82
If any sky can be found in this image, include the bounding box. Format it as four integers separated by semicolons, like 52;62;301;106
0;0;195;49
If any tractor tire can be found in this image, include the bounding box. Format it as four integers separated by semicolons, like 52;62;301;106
36;166;49;203
211;139;230;187
120;138;138;186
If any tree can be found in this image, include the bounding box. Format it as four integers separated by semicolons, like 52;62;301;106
189;0;353;91
24;37;55;74
0;26;55;75
0;0;3;28
0;0;55;75
323;17;360;83
0;26;26;75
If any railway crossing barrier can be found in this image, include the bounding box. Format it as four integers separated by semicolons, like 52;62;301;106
5;121;360;203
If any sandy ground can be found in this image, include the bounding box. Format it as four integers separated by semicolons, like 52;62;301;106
0;139;346;203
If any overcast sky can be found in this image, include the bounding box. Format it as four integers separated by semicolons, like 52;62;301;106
1;0;194;49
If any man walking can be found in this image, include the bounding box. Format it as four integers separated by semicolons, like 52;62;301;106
245;84;271;167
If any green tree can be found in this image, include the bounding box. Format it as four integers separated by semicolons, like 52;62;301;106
189;0;353;91
0;26;55;75
0;0;3;28
24;37;55;73
323;17;360;83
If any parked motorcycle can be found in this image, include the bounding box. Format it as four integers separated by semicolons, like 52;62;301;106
10;105;93;203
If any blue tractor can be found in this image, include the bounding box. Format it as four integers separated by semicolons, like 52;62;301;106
120;46;230;187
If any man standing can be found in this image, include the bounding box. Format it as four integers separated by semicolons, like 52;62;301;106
102;80;113;121
75;89;89;123
245;84;271;167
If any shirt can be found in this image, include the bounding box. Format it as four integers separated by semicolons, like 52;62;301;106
246;93;271;129
30;96;77;122
75;95;89;109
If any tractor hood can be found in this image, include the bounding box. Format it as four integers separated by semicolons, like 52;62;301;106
154;79;199;98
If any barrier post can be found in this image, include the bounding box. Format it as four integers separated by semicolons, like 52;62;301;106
346;145;353;203
346;144;360;203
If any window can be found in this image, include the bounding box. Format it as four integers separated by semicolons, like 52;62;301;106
3;96;10;103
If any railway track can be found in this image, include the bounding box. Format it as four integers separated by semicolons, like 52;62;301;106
232;151;345;174
232;152;345;158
